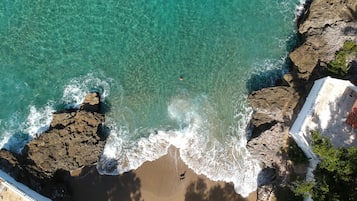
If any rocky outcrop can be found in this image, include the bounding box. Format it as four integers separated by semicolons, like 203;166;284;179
288;0;357;87
247;87;300;198
248;87;299;138
0;92;107;200
248;0;357;200
247;89;302;200
248;124;290;174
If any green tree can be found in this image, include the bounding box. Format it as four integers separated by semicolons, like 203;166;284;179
327;40;357;76
293;180;314;198
294;130;357;201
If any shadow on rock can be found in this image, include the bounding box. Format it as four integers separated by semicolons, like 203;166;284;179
246;68;283;93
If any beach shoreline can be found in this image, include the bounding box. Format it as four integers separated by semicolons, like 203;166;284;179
69;146;257;201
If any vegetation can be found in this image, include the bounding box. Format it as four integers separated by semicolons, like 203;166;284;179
327;40;357;76
286;137;309;164
293;130;357;201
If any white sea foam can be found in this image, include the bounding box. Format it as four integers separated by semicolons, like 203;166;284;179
98;94;261;197
245;57;288;93
24;105;54;138
62;73;112;108
0;132;11;151
294;0;311;22
0;104;54;153
0;73;113;153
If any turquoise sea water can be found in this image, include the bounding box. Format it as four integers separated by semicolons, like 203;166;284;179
0;0;300;196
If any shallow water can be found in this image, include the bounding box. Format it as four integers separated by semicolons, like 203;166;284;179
0;0;300;196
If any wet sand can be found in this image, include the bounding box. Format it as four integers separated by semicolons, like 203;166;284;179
68;146;257;201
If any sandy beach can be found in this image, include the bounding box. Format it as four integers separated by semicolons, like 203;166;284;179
68;146;257;201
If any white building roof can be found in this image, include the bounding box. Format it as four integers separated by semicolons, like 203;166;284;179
290;76;357;148
289;76;357;183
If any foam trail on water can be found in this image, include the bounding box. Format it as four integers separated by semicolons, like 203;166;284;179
98;94;261;197
62;73;112;108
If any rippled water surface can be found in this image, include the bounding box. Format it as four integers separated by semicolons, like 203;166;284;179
0;0;299;196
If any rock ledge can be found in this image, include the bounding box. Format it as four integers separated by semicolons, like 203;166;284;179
0;92;107;200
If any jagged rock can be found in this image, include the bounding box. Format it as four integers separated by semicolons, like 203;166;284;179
247;123;292;179
80;92;101;112
248;123;305;201
290;0;357;83
23;92;105;177
299;0;356;35
282;73;294;87
248;1;357;200
256;185;276;201
248;87;299;138
0;92;107;200
289;45;319;80
0;149;21;177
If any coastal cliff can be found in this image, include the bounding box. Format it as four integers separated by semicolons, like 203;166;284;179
0;92;107;200
247;0;357;200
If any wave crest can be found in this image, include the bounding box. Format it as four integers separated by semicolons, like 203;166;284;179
97;94;261;197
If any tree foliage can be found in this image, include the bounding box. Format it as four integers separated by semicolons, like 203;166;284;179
327;40;357;76
294;130;357;201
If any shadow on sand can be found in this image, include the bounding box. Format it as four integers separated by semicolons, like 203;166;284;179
68;166;142;201
184;178;248;201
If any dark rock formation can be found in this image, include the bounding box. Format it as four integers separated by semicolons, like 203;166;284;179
247;0;357;200
248;87;299;139
247;87;301;200
0;92;107;200
248;124;289;173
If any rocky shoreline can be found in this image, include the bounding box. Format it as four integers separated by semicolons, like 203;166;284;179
0;0;356;201
0;92;107;200
247;0;357;200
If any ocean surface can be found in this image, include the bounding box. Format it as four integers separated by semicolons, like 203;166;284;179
0;0;301;197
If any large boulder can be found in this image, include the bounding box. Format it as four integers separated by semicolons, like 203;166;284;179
23;111;105;177
248;86;299;138
247;123;289;169
0;92;107;200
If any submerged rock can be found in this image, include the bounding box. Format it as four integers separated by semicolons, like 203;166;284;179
0;92;107;200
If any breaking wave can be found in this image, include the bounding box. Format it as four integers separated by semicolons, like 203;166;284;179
0;104;54;153
97;93;261;197
0;73;113;153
